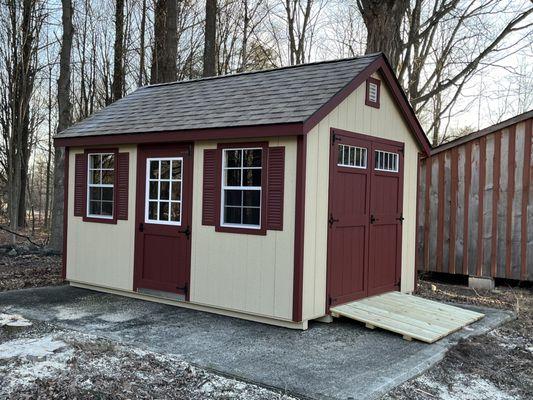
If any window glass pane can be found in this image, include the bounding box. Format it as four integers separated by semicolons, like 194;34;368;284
89;201;101;215
102;187;113;201
160;181;170;200
149;181;158;200
225;169;241;186
242;169;261;186
338;145;344;164
150;161;159;179
225;150;241;168
171;202;181;222
102;170;114;184
89;187;102;201
349;147;355;165
225;190;242;206
90;170;100;184
160;202;169;221
243;190;260;207
160;160;170;179
90;154;101;169
343;146;350;165
148;201;158;220
171;181;181;201
243;208;260;225
243;149;261;167
171;160;181;180
102;154;114;169
101;201;113;216
375;150;398;172
224;207;241;224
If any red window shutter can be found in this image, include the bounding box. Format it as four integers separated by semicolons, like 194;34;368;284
74;153;87;217
267;146;285;230
116;152;129;220
202;149;217;226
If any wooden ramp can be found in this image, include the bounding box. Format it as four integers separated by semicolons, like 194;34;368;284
330;291;484;343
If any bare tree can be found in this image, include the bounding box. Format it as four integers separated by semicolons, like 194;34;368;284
203;0;217;76
49;0;74;252
112;0;125;101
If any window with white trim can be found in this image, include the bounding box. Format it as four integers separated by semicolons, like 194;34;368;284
145;158;182;225
337;144;367;169
375;150;399;172
221;148;262;228
87;153;115;218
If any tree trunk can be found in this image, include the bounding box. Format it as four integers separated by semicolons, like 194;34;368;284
151;0;178;84
357;0;408;70
49;0;73;253
112;0;125;102
138;0;147;86
202;0;216;77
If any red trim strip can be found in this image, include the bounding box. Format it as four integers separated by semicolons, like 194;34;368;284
55;123;303;147
423;158;431;271
436;153;445;272
521;119;532;280
292;135;306;322
505;125;516;278
61;147;70;280
449;147;458;274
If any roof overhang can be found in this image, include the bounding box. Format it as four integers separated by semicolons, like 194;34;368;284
303;55;432;156
54;122;304;147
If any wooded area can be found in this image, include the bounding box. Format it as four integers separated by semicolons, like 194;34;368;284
0;0;530;251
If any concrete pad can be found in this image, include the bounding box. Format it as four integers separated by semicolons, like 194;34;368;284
468;276;495;290
0;286;514;400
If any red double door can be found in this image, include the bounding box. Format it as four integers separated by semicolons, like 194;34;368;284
327;129;404;307
133;144;193;298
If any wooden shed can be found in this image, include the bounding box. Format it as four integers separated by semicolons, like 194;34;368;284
55;53;431;330
417;110;533;282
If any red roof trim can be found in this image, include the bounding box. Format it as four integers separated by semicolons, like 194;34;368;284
303;55;431;156
54;122;303;147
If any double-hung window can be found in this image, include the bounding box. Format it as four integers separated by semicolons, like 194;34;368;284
87;153;115;218
221;148;262;228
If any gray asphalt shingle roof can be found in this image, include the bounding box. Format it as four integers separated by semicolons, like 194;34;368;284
58;53;381;138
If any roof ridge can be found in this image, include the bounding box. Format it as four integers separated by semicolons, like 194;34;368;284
141;53;383;90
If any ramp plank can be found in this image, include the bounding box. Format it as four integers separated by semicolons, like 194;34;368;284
330;292;484;343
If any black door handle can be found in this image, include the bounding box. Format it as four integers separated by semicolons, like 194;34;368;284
370;215;378;224
179;225;191;239
328;213;339;227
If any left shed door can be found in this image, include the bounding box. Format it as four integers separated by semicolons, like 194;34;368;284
134;144;193;298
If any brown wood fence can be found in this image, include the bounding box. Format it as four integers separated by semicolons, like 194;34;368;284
416;111;533;281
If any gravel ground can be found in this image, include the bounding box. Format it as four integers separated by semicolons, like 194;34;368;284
385;280;533;400
0;320;295;400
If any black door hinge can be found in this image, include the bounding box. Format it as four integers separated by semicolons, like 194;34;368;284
396;213;404;224
328;213;339;228
331;133;342;145
187;144;192;156
139;223;144;232
328;296;333;306
179;225;191;239
177;282;188;296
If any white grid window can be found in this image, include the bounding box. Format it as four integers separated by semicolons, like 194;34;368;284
375;150;399;172
368;82;379;103
337;144;367;169
145;158;182;225
87;153;114;218
221;148;262;228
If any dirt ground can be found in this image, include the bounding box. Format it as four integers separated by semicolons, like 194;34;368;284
385;280;533;400
0;252;62;292
0;320;294;399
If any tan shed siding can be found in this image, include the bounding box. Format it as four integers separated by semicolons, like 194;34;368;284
190;137;297;320
303;73;420;320
66;145;137;290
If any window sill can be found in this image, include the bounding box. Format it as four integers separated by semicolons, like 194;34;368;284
82;215;117;224
215;225;266;236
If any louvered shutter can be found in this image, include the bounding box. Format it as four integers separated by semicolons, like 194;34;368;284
74;153;87;217
266;146;285;230
116;152;129;220
202;149;217;226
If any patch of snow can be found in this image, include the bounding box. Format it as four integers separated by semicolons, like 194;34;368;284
0;336;66;359
0;313;32;327
53;305;90;321
418;373;519;400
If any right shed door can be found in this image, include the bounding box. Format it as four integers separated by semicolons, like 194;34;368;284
327;129;404;308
